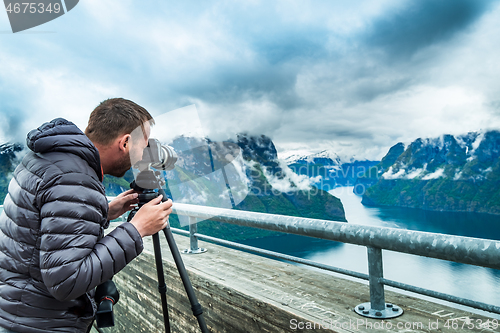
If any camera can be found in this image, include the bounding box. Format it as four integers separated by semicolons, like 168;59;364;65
134;138;178;171
132;138;178;191
95;280;120;328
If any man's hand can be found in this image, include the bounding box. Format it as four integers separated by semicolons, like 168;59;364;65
108;189;140;221
130;195;173;237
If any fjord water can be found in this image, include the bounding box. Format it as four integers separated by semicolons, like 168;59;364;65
239;186;500;317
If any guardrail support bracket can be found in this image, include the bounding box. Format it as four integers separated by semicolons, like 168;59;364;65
182;217;208;255
355;247;403;319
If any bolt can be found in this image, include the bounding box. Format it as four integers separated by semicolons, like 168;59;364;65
375;311;383;317
358;306;365;311
363;310;369;315
386;304;393;308
393;307;399;312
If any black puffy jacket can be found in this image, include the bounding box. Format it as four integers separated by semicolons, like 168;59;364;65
0;119;143;332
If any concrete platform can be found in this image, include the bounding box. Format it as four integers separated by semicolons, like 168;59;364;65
93;224;500;332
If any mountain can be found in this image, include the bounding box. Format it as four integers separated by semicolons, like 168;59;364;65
0;143;24;203
284;150;379;193
355;142;405;193
234;135;345;219
284;150;342;166
156;134;347;240
0;135;346;241
337;160;380;190
362;131;500;215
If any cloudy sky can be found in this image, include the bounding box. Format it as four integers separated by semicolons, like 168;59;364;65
1;0;500;160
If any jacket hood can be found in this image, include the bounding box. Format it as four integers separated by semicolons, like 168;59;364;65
26;118;102;181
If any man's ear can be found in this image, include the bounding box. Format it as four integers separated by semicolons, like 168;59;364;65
117;134;131;153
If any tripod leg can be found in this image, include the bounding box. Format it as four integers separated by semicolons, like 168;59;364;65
162;226;210;333
152;232;171;333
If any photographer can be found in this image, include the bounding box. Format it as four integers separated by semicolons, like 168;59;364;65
0;98;172;332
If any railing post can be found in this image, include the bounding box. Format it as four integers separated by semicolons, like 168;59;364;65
354;247;403;319
368;247;385;310
182;216;207;254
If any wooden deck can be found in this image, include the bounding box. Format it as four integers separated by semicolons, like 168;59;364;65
93;224;500;332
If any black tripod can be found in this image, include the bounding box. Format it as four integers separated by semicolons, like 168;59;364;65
127;169;209;333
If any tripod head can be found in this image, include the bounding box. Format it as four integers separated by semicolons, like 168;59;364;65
127;169;171;226
130;169;165;206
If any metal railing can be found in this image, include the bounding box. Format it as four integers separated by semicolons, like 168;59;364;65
170;203;500;319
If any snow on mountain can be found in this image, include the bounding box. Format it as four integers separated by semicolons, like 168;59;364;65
379;130;499;181
280;149;343;167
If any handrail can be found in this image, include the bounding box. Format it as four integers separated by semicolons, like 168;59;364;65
169;227;500;315
172;203;500;270
171;202;500;318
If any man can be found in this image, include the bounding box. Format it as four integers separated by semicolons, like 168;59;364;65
0;98;172;332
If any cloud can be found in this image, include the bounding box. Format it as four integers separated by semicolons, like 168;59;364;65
263;160;314;193
363;0;495;60
0;106;23;142
1;0;500;161
0;49;121;142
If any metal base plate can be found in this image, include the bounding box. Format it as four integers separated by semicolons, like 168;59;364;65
182;248;207;254
354;302;403;319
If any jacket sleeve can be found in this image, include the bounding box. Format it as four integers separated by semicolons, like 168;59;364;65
37;171;143;302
